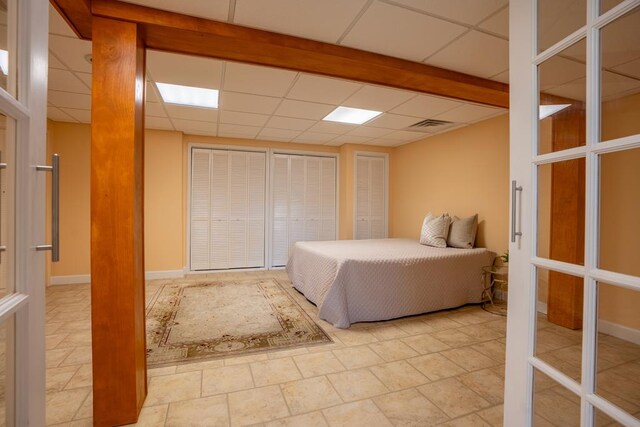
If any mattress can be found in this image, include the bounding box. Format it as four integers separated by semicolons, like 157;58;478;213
287;238;495;328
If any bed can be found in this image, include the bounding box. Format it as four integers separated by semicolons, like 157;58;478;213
286;238;496;328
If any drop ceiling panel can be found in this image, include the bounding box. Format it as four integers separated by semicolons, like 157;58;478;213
146;102;167;118
49;35;92;73
287;74;361;105
146;117;174;131
426;31;509;78
75;72;92;89
266;116;315;131
539;57;585;91
329;135;372;145
49;54;67;70
490;70;509;84
165;104;218;122
341;1;467;62
390;94;462;118
172;119;218;135
386;130;426;141
274;100;334;120
146;82;161;103
220;92;281;115
293;131;336;143
223;62;298;97
219;111;270;127
367;138;402;147
366;113;422;130
48;69;90;94
61;108;91;123
478;7;509;38
233;0;369;43
258;128;301;140
343;85;415;112
147;50;223;88
49;5;76;37
308;121;355;135
390;0;507;25
613;58;640;79
434;104;503;123
218;123;261;138
347;126;394;138
122;0;230;21
48;90;91;109
47;106;75;122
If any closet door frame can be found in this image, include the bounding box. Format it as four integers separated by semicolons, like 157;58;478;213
268;149;340;270
353;151;389;240
186;142;269;273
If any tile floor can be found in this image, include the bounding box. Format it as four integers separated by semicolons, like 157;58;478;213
44;270;640;426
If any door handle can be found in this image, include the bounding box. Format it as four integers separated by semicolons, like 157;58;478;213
0;159;4;263
511;180;523;243
36;154;60;262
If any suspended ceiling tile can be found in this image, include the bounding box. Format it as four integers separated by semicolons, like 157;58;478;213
366;138;403;147
219;111;270;127
60;108;91;123
600;71;640;101
145;117;174;131
48;90;91;109
172;119;218;135
386;130;429;142
49;53;67;70
48;68;90;94
434;103;503;123
329;135;372;145
391;0;507;25
539;56;585;91
426;31;509;79
324;140;346;146
489;70;509;84
147;50;223;89
287;74;361;105
233;0;369;43
347;126;394;138
601;7;640;68
145;102;167;118
218;123;262;138
146;82;161;103
613;58;640;80
122;0;230;21
49;35;92;73
292;131;337;144
390;94;462;118
165;104;218;122
308;121;355;135
258;127;301;140
223;62;298;97
367;113;423;130
343;85;415;112
75;72;92;89
49;5;76;37
341;1;467;62
274;99;335;120
478;6;509;38
220;92;281;115
47;106;76;122
266;116;315;132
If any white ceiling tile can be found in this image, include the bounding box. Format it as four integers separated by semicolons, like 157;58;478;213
266;116;315;131
48;69;90;94
426;31;509;78
145;117;174;131
343;85;415;112
274;99;335;120
258;128;301;140
366;138;403;147
49;5;76;37
601;7;640;68
390;94;462;118
219;111;270;127
220;92;280;114
48;90;91;109
538;1;586;52
293;131;337;144
75;72;92;89
172;119;218;136
49;35;92;73
165;105;218;122
223;62;297;97
391;0;507;25
489;70;509;84
60;108;91;123
386;130;428;141
329;135;373;145
122;0;230;21
613;58;640;80
234;0;369;43
218;123;262;138
324;140;346;146
47;106;75;122
146;82;160;103
308;121;355;135
367;113;422;130
433;103;502;123
147;50;223;89
146;102;167;118
539;56;585;91
478;7;509;38
49;53;67;70
348;126;394;138
341;1;467;62
287;74;361;105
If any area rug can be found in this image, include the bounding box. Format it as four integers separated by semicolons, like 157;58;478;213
145;278;332;366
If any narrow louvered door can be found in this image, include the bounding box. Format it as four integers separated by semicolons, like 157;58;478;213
320;158;337;240
304;157;321;241
288;156;306;259
271;155;290;266
209;150;229;269
246;152;266;267
354;153;387;239
190;149;212;270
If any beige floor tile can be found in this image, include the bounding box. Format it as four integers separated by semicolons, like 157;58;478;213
333;329;379;346
368;325;409;340
369;360;429;391
440;347;499;372
228;385;290;426
74;391;93;419
408;354;466;381
369;339;420;362
58;331;93;348
438;413;492;426
46;387;91;425
46;365;81;393
476;404;504;427
202;364;254;396
267;347;310;359
280;376;343;414
394;319;435;335
166;395;229;427
401;333;450;354
46;347;74;368
175;358;224;373
471;341;506;363
250;357;302;386
124;405;169;426
333;346;384;369
418;378;490;418
457;369;505;405
265;411;328;427
46;322;65;336
47;334;68;350
148;365;178;378
328;368;388;402
534;388;580;426
50;418;94;427
293;352;346;378
65;363;93;389
421;316;463;331
145;371;202;406
60;346;93;367
224;353;269;366
373;388;449;426
458;323;504;341
431;330;479;348
322;400;392;427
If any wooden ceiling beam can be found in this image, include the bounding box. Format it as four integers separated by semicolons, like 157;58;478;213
51;0;510;108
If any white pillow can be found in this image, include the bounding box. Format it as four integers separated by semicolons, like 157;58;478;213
420;213;451;248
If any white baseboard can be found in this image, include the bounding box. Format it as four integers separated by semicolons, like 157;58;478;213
598;319;640;345
537;301;548;314
49;269;185;285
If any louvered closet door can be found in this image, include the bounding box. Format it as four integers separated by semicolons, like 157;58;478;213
271;155;289;266
320;158;337;240
304;157;321;241
210;150;229;269
246;152;266;267
191;149;212;270
288;156;306;256
355;155;387;239
355;157;371;239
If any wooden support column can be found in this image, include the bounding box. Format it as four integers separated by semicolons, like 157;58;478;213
90;16;146;426
547;104;586;330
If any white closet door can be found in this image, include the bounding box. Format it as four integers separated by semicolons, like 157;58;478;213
210;151;229;269
271;155;290;267
228;152;248;268
304;157;321;241
246;152;266;267
320;157;337;241
355;157;371;239
355;154;387;239
288;156;306;256
190;149;211;270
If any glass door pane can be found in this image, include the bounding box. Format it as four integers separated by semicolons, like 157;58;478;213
0;113;14;300
0;0;16;95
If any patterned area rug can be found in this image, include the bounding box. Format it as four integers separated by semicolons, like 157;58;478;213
145;278;331;367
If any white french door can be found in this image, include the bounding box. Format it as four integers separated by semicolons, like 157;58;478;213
506;0;640;426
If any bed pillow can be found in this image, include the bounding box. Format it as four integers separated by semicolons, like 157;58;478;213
420;213;451;248
447;214;478;249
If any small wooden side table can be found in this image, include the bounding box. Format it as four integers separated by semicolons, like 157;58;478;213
481;264;508;307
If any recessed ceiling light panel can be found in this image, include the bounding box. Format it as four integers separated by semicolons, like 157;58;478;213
156;82;219;109
323;106;382;125
539;104;571;120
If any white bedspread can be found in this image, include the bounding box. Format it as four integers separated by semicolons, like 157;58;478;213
287;238;495;328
